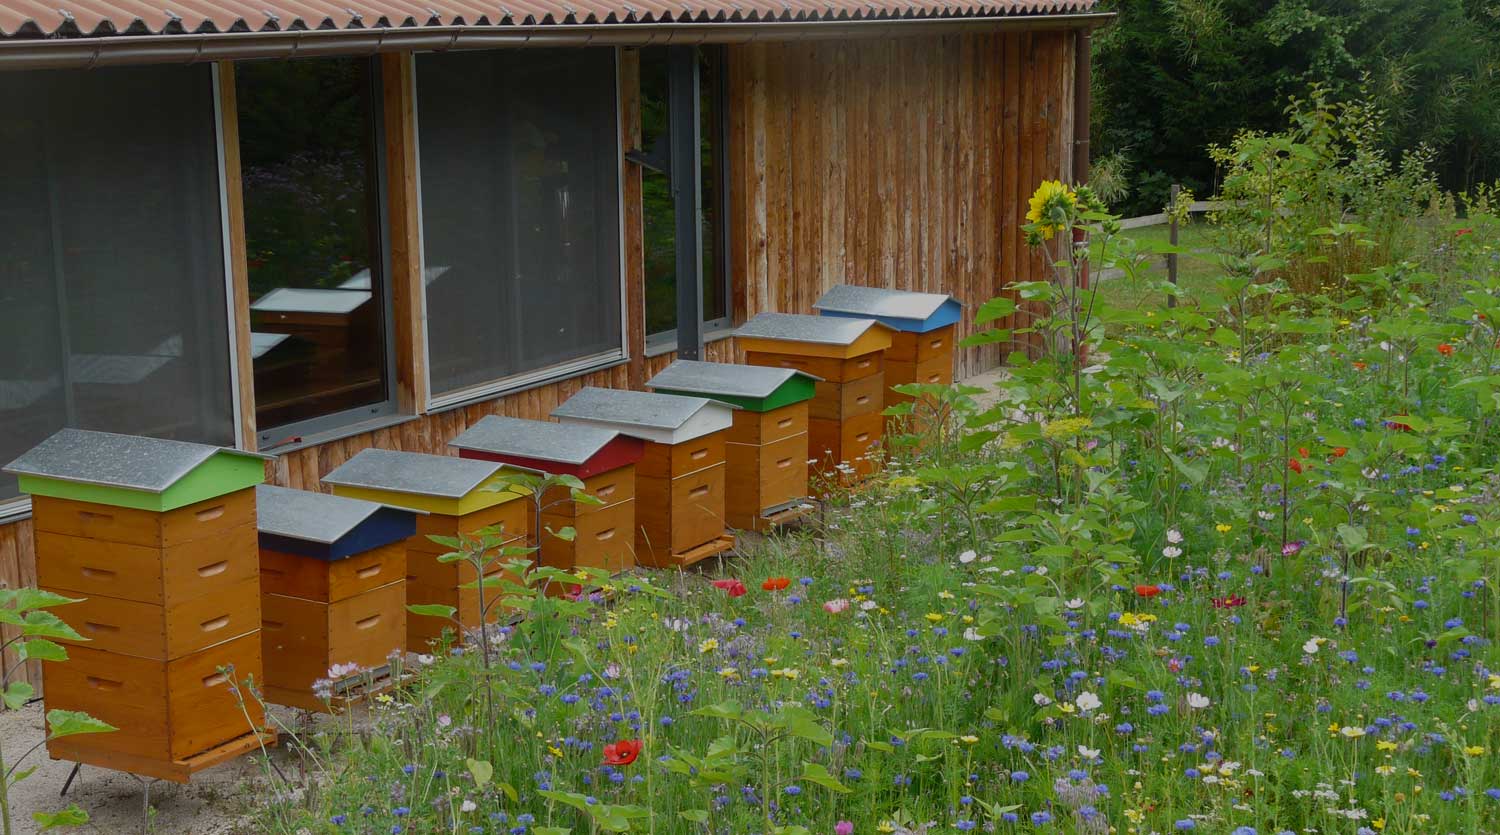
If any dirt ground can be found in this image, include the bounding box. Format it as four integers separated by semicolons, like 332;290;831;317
0;701;301;835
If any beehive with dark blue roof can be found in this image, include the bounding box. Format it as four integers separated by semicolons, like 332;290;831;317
254;485;413;712
814;284;961;413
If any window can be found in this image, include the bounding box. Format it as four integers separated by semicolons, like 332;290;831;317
0;65;235;505
642;46;731;344
236;57;395;445
414;48;625;405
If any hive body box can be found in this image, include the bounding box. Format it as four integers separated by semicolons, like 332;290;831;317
450;416;644;576
735;313;894;484
814;285;962;418
322;449;529;650
553;388;736;567
254;485;416;711
647;360;816;531
3;429;273;783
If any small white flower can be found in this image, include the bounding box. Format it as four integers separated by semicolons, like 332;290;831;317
1065;598;1085;610
1033;693;1054;707
1075;691;1101;713
437;714;452;728
963;627;983;642
461;799;477;813
1257;510;1275;521
1034;566;1049;576
1166;529;1184;544
1162;546;1183;559
1077;744;1101;759
958;550;977;564
1303;638;1321;655
860;600;879;611
1186;692;1211;710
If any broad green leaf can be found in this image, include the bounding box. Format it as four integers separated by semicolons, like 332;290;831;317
5;589;82;611
549;526;577;542
691;701;744;722
46;709;116;739
799;762;851;793
17;639;69;663
679;809;711;824
466;758;493;787
776;706;833;747
32;805;89;830
3;682;35;711
406;604;457;620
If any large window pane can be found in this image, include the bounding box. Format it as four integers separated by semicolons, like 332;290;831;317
0;65;234;503
236;57;392;440
415;48;624;400
642;46;729;337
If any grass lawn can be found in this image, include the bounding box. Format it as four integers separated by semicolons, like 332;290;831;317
1093;219;1222;309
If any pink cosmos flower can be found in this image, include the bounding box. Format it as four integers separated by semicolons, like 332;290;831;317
835;822;854;835
823;598;850;614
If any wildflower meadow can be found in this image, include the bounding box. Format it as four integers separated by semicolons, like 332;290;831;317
249;96;1500;835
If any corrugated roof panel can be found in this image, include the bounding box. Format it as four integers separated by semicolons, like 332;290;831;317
1;0;1096;37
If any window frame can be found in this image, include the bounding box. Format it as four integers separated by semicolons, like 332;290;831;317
237;57;403;451
411;47;630;414
0;63;245;523
643;44;734;354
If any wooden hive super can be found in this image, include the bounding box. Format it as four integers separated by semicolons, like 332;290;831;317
3;429;273;783
734;313;893;484
553;388;735;567
322;449;529;651
647;360;816;531
254;485;416;711
451;416;644;577
814;285;962;422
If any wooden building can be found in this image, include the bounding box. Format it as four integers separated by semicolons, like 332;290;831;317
0;0;1105;691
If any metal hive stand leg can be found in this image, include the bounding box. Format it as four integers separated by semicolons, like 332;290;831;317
59;762;82;797
128;773;161;834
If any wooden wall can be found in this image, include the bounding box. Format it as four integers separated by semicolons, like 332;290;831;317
726;31;1075;376
0;29;1078;693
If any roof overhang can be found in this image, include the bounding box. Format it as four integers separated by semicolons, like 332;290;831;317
0;13;1113;70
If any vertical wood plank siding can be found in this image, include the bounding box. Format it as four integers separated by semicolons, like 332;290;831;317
727;31;1074;375
0;30;1076;693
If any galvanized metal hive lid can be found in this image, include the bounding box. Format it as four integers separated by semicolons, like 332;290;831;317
552;386;730;430
255;484;388;544
813;284;960;320
450;416;620;465
322;448;502;499
251;287;371;315
648;360;819;399
733;312;883;346
1;428;268;493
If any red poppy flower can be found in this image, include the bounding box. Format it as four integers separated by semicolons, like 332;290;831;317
1298;447;1309;459
1387;416;1413;432
1352;361;1367;371
1288;458;1304;474
712;578;747;598
603;739;642;766
1212;595;1247;608
1330;447;1348;458
1437;343;1454;356
761;577;791;592
1456;228;1473;237
1134;584;1161;598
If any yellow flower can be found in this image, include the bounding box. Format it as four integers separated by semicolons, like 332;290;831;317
925;613;945;623
938;591;956;600
719;667;739;680
1372;818;1385;830
1025;180;1076;240
1376;740;1398;752
1215;523;1233;533
960;735;980;744
1376;765;1396;776
1463;745;1486;756
548;745;564;757
698;638;718;654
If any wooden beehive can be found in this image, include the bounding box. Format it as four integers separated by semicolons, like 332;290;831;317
3;429;274;783
735;313;894;484
814;285;962;422
451;416;644;577
322;448;529;651
553;388;736;568
647;360;816;531
254;485;416;712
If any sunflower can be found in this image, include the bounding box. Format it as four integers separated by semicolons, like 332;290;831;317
1025;179;1076;239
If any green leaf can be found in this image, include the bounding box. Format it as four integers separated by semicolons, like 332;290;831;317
466;758;493;788
45;709;116;740
16;639;69;663
19;611;84;642
548;526;577;542
679;809;711;824
1165;451;1207;486
32;805;89;830
5;589;83;611
1336;523;1369;554
407;604;457;620
532;828;571;835
799;762;851;793
496;781;520;803
775;706;833;747
974;296;1018;324
3;682;35;711
691;700;744;722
